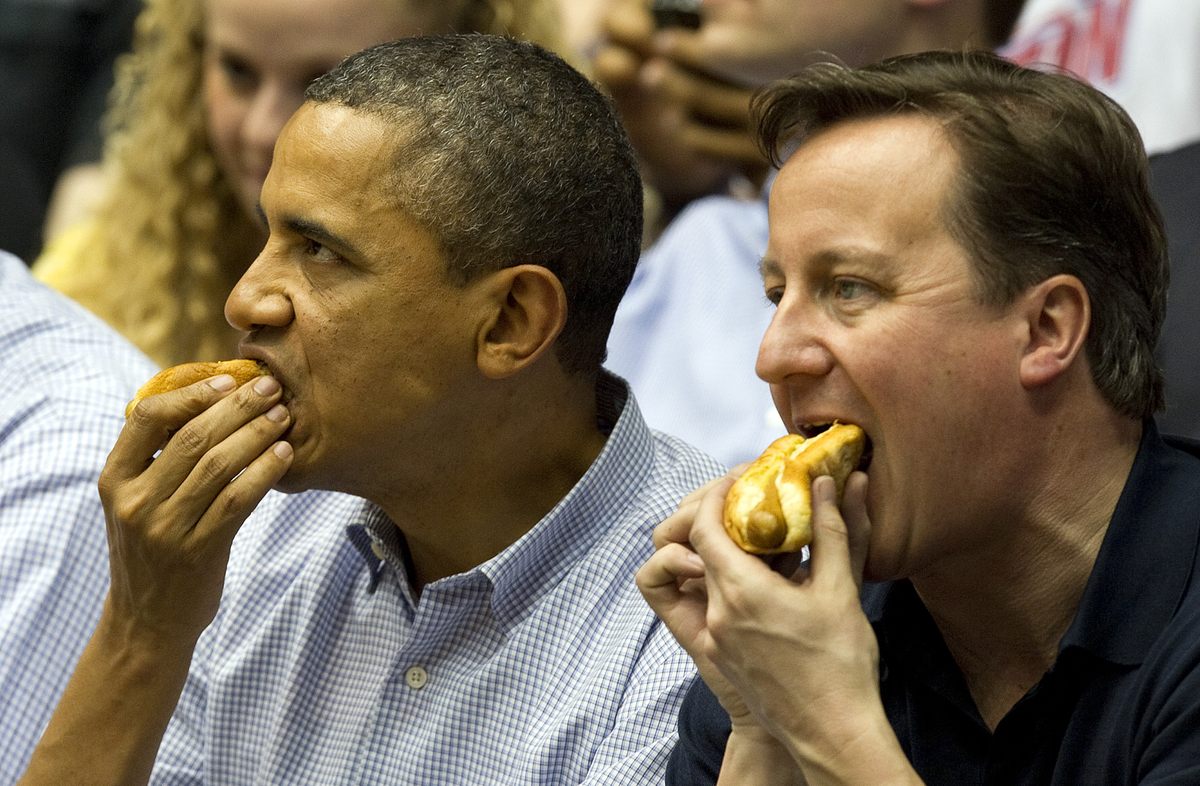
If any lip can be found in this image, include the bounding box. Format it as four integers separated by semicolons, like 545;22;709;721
238;343;291;402
791;415;860;435
792;417;873;472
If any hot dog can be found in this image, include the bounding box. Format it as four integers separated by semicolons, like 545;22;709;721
124;359;269;418
723;423;866;554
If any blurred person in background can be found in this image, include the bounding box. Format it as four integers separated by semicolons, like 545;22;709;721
1003;0;1200;439
32;0;568;369
597;0;1026;468
0;252;156;781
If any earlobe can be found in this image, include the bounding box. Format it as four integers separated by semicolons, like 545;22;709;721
476;265;568;380
1018;275;1091;390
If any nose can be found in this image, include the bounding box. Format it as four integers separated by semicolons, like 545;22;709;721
755;300;836;386
242;83;303;164
225;246;295;333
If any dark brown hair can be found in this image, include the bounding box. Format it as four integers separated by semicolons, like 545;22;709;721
755;49;1167;419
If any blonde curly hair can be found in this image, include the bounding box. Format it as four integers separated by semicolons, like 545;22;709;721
49;0;568;368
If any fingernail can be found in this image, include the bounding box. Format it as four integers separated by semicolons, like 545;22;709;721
209;374;236;392
266;404;288;423
254;376;280;396
273;442;293;459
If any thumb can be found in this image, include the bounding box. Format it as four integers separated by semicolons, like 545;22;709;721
808;475;856;590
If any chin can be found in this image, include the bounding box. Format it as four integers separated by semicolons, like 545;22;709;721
270;468;311;495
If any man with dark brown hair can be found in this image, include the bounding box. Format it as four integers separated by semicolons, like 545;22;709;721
641;50;1200;784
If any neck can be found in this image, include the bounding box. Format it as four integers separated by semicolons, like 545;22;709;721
376;371;608;590
913;410;1141;728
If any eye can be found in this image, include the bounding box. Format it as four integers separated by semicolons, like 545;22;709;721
831;277;875;301
217;52;258;93
303;237;343;265
764;285;785;307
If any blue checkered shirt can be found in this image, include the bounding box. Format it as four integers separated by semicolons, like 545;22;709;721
151;373;723;784
0;251;158;782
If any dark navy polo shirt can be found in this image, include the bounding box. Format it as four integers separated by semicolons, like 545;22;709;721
667;422;1200;785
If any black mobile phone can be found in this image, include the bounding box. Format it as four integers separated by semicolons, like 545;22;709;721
652;0;702;29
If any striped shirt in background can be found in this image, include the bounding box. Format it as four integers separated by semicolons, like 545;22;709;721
0;250;158;781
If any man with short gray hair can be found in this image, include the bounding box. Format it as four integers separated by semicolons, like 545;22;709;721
21;35;720;785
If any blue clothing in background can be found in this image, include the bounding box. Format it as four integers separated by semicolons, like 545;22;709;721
0;250;157;781
606;192;781;469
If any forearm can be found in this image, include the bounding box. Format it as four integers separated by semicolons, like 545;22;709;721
717;726;808;786
779;708;921;786
18;600;196;786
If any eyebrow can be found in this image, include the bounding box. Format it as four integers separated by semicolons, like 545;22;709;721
760;247;891;280
256;203;361;258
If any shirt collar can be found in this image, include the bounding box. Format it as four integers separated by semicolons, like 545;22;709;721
345;500;402;595
343;372;655;626
480;371;653;628
1061;420;1200;665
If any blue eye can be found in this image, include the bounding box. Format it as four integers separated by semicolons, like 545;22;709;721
832;278;871;300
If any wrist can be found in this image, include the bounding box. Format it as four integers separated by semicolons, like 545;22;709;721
720;725;806;786
781;707;918;786
95;597;204;667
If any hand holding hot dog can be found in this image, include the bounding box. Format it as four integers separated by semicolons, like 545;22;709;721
638;435;910;781
106;362;291;644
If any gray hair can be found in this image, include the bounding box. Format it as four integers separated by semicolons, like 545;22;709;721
307;34;643;375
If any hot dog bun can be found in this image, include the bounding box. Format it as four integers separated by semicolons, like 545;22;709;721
125;359;269;418
723;423;866;554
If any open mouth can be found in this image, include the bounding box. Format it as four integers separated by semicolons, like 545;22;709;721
798;421;873;472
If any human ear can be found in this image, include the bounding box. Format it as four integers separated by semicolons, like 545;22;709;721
1018;274;1091;390
475;264;568;379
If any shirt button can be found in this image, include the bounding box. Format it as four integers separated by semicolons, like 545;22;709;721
405;665;429;690
370;541;387;561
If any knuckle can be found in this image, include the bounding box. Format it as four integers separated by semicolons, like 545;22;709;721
110;488;154;525
97;467;121;501
193;451;236;488
170;422;211;457
125;397;159;429
214;480;253;521
707;605;733;639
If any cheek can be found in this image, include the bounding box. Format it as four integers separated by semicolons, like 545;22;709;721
768;383;790;428
202;67;244;168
